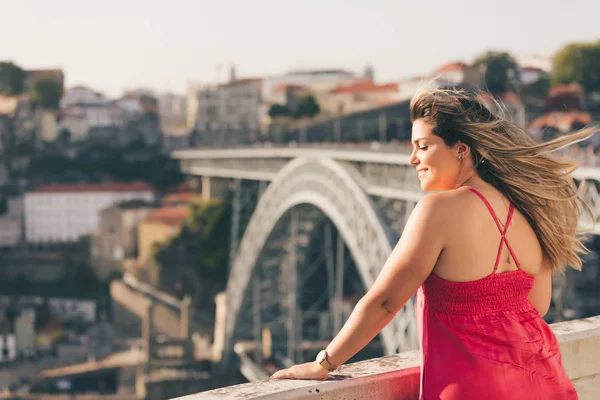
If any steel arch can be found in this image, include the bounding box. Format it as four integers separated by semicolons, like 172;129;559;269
221;157;418;368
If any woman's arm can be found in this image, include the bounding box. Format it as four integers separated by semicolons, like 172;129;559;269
528;254;552;317
271;194;446;379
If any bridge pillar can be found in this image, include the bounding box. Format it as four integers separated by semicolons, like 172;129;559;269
201;176;230;201
143;299;154;372
212;292;227;362
180;295;192;340
378;113;387;142
333;230;345;334
252;275;262;364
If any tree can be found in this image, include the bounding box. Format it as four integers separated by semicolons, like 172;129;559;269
472;51;519;94
268;104;291;118
520;75;551;100
30;77;62;109
0;62;25;95
296;94;320;118
552;41;600;93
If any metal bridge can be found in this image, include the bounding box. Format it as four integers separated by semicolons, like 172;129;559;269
173;144;600;372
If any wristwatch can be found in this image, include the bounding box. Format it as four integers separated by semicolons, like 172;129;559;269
315;349;337;372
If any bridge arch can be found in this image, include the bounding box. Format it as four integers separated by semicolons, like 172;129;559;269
222;157;418;367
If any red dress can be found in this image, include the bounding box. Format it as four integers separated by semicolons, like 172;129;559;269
416;187;578;399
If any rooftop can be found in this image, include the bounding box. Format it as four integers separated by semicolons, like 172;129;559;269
161;192;199;205
286;69;355;77
28;181;154;194
332;80;398;94
529;110;593;130
436;62;470;73
144;205;190;226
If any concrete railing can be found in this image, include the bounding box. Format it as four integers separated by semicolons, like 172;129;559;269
174;315;600;400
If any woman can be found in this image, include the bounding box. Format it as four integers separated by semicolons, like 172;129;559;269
271;87;595;399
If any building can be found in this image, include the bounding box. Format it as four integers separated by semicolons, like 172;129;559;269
397;76;429;102
0;217;22;247
158;93;188;137
519;66;549;86
24;182;154;244
196;78;266;145
315;80;400;116
434;62;484;88
261;69;358;104
91;200;155;280
192;69;361;145
137;205;189;265
60;86;109;109
477;91;527;127
186;82;204;131
60;102;124;142
37;109;59;142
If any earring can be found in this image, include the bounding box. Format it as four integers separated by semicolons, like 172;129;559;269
457;154;463;162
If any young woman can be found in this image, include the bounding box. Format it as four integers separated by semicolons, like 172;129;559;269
271;88;595;399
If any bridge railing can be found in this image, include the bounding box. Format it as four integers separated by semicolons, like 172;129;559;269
179;139;600;167
173;315;600;400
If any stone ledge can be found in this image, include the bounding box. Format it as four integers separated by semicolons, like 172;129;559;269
175;316;600;400
174;352;419;400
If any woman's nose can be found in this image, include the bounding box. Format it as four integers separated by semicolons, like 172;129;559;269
409;151;419;166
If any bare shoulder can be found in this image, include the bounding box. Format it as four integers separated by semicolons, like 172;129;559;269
416;189;472;220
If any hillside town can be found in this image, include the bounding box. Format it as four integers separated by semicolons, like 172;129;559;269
1;36;600;398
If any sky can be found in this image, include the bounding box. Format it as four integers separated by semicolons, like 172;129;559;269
2;0;598;97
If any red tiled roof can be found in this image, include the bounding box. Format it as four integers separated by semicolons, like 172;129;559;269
437;62;469;73
529;111;592;130
29;181;153;194
549;83;583;97
333;80;398;94
274;83;306;92
161;192;198;205
221;78;263;88
144;205;189;226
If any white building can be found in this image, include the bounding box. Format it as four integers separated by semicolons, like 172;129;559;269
186;82;204;131
60;86;124;142
60;86;109;109
158;93;187;137
196;78;266;143
25;182;154;243
193;69;362;144
0;218;22;247
261;69;358;104
519;66;549;85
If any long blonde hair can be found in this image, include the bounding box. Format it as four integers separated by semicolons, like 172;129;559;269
410;87;596;271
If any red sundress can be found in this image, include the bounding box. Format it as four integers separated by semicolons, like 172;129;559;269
416;187;578;399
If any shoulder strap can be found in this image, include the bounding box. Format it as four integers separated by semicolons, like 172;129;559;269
465;187;521;270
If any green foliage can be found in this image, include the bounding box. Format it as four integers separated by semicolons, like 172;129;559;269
296;94;320;118
473;51;519;94
0;260;111;305
268;95;320;120
520;75;551;100
155;196;232;284
26;143;184;190
268;104;291;118
552;41;600;92
29;77;62;109
0;61;25;95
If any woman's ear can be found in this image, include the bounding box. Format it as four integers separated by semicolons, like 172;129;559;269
457;141;471;158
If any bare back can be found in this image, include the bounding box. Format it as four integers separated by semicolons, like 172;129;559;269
432;185;544;282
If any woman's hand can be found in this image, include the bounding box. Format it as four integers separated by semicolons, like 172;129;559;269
270;361;330;380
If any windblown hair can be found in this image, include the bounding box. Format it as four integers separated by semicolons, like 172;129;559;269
410;87;596;271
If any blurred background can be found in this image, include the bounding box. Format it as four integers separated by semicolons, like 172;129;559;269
0;1;599;398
